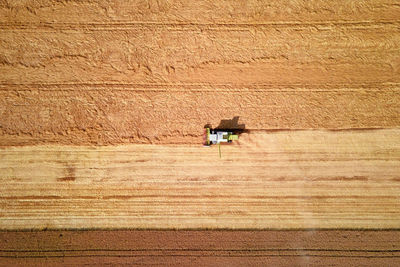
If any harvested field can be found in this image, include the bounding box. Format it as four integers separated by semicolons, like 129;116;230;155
1;130;400;229
1;0;400;265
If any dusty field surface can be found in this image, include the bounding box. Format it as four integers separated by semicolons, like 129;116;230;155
1;0;400;265
1;230;400;266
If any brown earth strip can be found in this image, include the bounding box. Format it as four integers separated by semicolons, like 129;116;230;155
1;230;400;266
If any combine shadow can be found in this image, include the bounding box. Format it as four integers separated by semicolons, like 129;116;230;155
204;116;247;135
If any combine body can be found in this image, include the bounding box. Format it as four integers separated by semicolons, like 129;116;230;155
203;128;239;146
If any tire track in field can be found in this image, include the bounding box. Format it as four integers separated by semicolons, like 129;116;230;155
1;20;399;31
0;82;399;92
2;249;400;258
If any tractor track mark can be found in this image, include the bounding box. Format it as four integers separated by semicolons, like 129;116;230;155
1;20;400;32
0;82;399;92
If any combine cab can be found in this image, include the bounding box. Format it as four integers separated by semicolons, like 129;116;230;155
203;128;239;146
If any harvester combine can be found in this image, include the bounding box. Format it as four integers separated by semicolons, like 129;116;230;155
203;128;239;146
